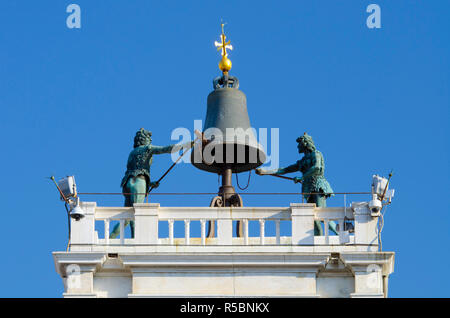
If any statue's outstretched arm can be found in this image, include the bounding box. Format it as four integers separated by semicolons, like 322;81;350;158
150;141;194;155
256;162;298;175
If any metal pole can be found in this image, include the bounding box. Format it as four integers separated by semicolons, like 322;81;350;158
147;139;197;195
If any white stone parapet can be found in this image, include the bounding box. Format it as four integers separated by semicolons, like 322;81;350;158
53;201;395;298
68;202;380;252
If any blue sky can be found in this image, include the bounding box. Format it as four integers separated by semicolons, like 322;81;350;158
0;1;448;297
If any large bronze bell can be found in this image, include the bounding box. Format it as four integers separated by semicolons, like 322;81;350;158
192;75;266;173
191;75;267;237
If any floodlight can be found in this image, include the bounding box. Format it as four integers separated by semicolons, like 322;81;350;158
372;175;388;199
57;176;77;200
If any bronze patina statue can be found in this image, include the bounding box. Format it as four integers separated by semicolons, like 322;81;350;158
256;133;337;236
110;128;193;238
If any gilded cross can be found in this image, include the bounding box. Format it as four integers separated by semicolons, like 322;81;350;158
214;23;233;57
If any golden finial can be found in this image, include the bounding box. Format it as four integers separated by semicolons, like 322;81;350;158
214;22;233;74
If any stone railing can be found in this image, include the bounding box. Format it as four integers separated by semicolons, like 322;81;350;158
69;202;379;253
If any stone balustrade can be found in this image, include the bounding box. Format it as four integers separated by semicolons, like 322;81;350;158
69;201;379;253
54;201;394;297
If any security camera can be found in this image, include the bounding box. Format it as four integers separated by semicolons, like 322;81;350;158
369;194;382;216
69;198;85;221
70;205;85;221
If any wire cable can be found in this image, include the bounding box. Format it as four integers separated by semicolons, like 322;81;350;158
78;191;372;196
377;204;388;251
236;170;251;190
64;202;71;252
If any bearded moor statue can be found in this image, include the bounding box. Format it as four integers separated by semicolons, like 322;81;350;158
110;128;193;238
255;133;337;236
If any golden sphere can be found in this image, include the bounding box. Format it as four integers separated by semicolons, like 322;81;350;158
219;56;232;72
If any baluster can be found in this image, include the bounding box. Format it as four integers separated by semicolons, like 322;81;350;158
275;219;280;245
324;219;329;244
184;219;190;245
201;219;206;245
338;219;344;233
344;194;347;217
259;219;265;245
104;220;110;245
119;220;125;245
243;219;249;245
168;219;174;245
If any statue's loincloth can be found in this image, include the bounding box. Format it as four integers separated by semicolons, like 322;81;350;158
302;174;334;200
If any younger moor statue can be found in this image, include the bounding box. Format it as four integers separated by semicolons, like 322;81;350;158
255;133;337;236
110;128;193;238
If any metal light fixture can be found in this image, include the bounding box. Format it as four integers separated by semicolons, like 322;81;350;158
57;176;77;200
372;175;388;199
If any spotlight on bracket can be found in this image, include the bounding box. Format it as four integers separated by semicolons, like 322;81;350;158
57;176;77;201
